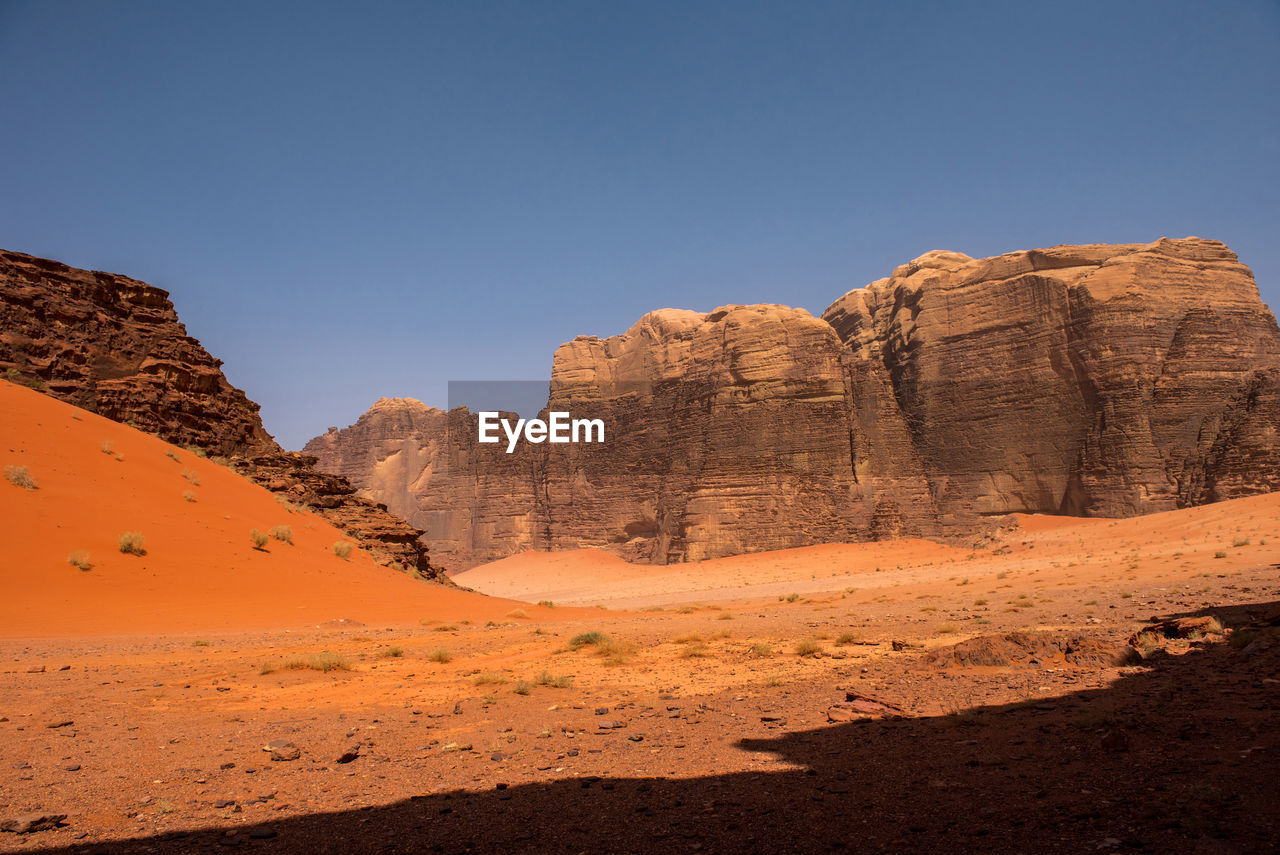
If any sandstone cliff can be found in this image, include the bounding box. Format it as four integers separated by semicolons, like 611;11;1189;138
0;249;442;581
308;238;1280;570
822;237;1280;520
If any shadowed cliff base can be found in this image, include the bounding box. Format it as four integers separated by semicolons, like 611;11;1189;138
24;602;1279;855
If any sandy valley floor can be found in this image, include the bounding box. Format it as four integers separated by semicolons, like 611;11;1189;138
3;486;1279;853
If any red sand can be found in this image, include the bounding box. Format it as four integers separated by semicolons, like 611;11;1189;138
0;380;562;636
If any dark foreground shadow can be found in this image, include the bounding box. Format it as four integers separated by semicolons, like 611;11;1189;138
31;602;1280;855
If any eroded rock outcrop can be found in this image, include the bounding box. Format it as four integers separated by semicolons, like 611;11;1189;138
309;238;1280;570
822;237;1280;520
0;249;442;581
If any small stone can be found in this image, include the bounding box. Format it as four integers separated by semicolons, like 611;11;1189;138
248;829;277;840
595;707;609;715
63;764;81;772
26;665;45;674
268;745;300;762
45;720;74;729
0;813;66;834
335;747;359;764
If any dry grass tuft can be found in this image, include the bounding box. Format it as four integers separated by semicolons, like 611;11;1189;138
250;529;269;549
269;525;293;545
67;551;93;571
282;652;351;672
333;541;354;560
4;464;37;490
535;670;573;688
794;637;823;657
118;531;146;556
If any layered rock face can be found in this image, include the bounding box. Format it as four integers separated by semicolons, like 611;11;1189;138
822;238;1280;520
310;305;939;569
0;249;442;581
309;238;1280;570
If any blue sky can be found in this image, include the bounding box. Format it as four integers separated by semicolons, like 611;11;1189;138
2;0;1277;449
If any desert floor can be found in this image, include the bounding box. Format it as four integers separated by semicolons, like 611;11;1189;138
3;484;1280;853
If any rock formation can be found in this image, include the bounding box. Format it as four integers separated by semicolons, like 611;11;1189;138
822;237;1280;520
0;249;442;581
308;238;1280;570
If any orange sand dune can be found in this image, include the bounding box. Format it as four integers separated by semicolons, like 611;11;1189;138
458;493;1280;608
455;538;975;607
0;380;557;637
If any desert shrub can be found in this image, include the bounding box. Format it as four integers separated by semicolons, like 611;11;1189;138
513;680;533;695
4;465;36;490
569;631;634;663
535;670;573;688
427;647;452;663
835;632;859;646
673;633;703;644
100;440;114;454
165;449;181;462
181;468;200;485
537;600;555;608
785;593;800;603
681;643;710;658
1232;538;1250;547
569;631;609;650
717;612;735;620
506;608;529;619
192;640;210;647
474;671;507;686
1214;551;1227;559
185;445;207;458
250;529;269;549
269;525;293;544
973;598;988;606
118;531;146;556
1134;630;1163;657
333;541;354;560
379;646;403;658
67;551;92;571
183;490;196;502
937;624;959;635
794;637;823;657
5;367;45;389
433;624;458;632
748;642;774;657
283;652;351;672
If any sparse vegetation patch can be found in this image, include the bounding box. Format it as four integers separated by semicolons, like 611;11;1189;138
4;465;36;490
118;531;146;556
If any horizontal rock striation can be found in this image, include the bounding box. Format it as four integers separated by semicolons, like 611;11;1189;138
310;238;1280;570
0;249;442;581
822;238;1280;521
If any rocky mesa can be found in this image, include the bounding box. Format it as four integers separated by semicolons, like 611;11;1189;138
308;238;1280;571
0;249;444;581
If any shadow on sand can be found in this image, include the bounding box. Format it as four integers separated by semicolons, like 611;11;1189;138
32;602;1280;855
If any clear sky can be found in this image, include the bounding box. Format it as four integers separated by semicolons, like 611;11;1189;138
2;1;1277;449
